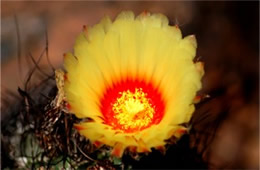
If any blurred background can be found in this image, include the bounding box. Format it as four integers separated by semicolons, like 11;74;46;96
1;1;259;169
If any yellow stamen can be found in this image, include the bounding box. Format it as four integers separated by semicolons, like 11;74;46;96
112;88;155;130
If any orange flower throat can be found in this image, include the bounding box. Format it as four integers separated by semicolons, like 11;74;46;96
100;80;165;133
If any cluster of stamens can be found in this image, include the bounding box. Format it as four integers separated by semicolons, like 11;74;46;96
112;88;155;131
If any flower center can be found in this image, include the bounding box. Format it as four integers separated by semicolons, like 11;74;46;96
100;79;165;133
112;88;155;130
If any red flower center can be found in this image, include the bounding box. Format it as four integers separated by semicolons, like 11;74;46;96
100;79;165;133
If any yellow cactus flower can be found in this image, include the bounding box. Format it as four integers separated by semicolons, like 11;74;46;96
63;11;204;157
